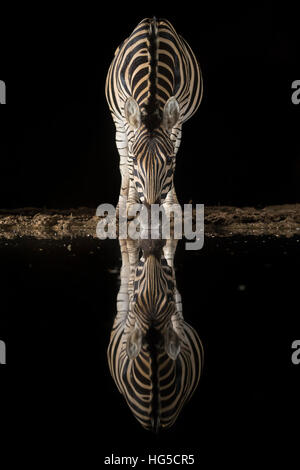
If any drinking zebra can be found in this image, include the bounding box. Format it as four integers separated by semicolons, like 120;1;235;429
105;17;203;212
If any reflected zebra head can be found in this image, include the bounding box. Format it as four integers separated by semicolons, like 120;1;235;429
125;96;180;205
126;252;181;362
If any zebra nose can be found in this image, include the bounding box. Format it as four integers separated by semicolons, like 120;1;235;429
143;198;161;207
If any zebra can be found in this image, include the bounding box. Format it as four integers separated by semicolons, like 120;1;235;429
105;17;203;212
107;237;203;431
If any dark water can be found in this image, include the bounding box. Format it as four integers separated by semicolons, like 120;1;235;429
0;235;299;464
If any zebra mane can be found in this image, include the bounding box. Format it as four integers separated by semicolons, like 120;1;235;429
142;17;162;133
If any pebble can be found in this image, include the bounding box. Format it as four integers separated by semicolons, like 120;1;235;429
238;284;246;291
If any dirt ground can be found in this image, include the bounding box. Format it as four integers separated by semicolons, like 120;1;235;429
0;204;299;240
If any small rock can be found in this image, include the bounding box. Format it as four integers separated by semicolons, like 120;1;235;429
238;284;246;292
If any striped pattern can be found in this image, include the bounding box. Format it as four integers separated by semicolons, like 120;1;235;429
107;242;204;431
105;17;203;207
131;127;174;204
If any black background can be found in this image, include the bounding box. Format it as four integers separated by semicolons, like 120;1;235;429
0;1;299;466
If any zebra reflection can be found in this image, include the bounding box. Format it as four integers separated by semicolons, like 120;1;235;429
107;237;203;431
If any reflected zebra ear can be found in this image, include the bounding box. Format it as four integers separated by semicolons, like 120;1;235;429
165;326;181;360
163;96;180;131
124;97;141;129
126;326;143;359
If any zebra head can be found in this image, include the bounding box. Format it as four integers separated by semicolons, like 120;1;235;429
126;251;181;361
126;319;181;362
124;96;180;206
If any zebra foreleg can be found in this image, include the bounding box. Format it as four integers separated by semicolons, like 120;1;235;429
126;177;140;219
126;238;140;307
114;124;129;218
163;237;184;335
116;239;130;321
116;237;139;319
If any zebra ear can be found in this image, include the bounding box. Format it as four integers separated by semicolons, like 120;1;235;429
126;326;143;359
163;97;180;131
165;326;181;360
124;97;141;129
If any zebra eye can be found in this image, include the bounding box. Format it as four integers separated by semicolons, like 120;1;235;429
131;156;137;167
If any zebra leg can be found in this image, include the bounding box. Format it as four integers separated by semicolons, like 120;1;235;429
127;176;140;217
126;238;140;307
162;121;182;208
163;237;183;320
116;239;130;320
163;237;183;317
114;122;129;217
162;122;182;256
107;238;130;387
163;237;184;338
162;122;180;211
172;123;182;158
116;237;139;319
